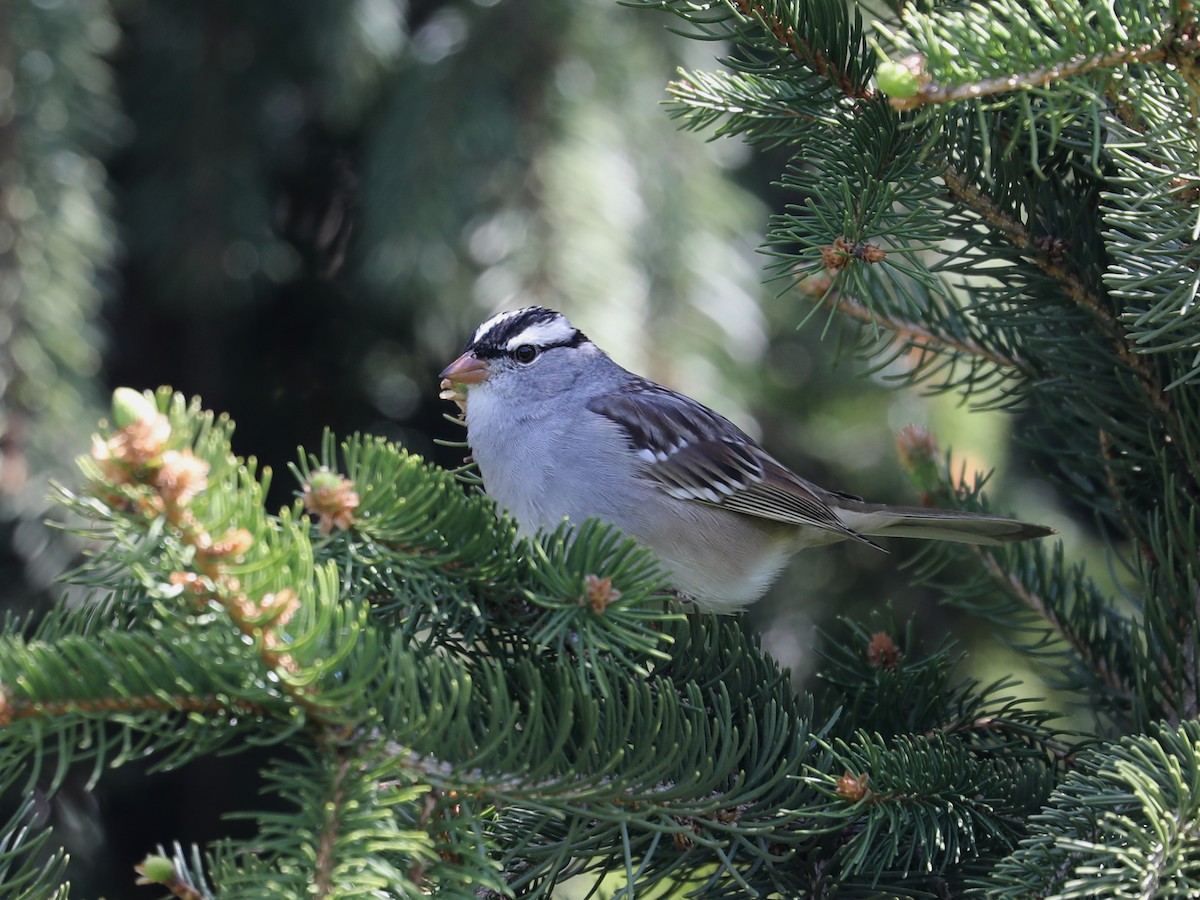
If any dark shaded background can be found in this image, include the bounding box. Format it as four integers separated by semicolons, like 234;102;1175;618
1;1;1065;894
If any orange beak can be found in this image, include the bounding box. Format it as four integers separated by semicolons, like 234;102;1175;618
439;352;491;385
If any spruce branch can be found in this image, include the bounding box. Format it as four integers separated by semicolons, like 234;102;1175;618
632;0;874;104
814;614;1072;763
813;280;1030;374
134;852;206;900
986;720;1200;897
935;163;1200;506
313;746;356;898
939;165;1167;408
0;753;69;899
937;154;1200;586
0;689;265;727
886;42;1172;111
926;711;1079;766
666;69;825;146
81;391;333;721
728;0;873;100
1101;100;1200;384
239;742;434;897
806;726;1058;882
873;0;1194;108
895;426;1140;721
763;99;1034;402
0;630;297;791
968;544;1135;704
1098;428;1160;565
291;430;525;604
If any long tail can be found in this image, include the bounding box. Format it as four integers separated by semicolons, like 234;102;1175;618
833;500;1054;546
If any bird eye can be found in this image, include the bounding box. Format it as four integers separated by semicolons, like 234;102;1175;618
513;344;539;364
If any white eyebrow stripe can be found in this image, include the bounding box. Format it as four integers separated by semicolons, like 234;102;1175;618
504;317;576;349
473;309;526;345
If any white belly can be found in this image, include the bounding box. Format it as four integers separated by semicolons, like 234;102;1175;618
465;387;795;611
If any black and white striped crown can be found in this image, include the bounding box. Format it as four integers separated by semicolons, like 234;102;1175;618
467;307;589;359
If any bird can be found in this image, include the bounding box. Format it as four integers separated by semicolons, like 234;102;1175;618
440;306;1053;613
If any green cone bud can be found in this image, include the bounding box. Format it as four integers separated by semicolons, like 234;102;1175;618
111;388;158;429
875;60;920;99
307;469;343;492
137;854;177;884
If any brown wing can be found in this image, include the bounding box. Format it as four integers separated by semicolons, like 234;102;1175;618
587;379;867;542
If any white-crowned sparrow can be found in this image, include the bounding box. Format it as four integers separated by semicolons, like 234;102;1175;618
440;306;1052;613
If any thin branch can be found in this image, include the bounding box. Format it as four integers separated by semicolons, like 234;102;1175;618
0;690;265;725
890;43;1167;111
1165;15;1200;162
824;286;1030;373
940;165;1176;420
729;0;873;100
928;715;1079;765
313;748;354;899
971;546;1134;705
380;741;751;824
1098;429;1157;563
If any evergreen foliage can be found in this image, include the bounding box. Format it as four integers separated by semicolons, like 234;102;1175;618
3;0;1200;896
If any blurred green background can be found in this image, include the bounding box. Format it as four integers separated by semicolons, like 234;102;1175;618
0;0;1071;894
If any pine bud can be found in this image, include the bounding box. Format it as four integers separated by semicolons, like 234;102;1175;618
875;57;923;99
583;574;621;614
111;388;158;429
867;631;901;669
206;527;255;559
134;854;177;885
307;469;343;494
302;468;360;534
155;449;210;506
835;772;870;803
895;425;942;497
821;237;855;271
585;578;624;614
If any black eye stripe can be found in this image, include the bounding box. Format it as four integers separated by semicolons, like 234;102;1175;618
468;314;590;360
471;345;507;360
473;336;585;361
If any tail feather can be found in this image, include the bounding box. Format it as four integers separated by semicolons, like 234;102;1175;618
833;501;1054;546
